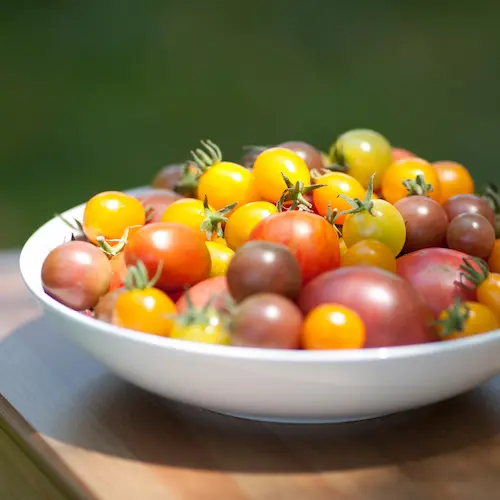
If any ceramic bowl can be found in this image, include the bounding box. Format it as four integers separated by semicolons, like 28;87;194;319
19;188;500;424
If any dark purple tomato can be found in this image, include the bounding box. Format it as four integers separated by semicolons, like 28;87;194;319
443;194;496;228
231;293;303;349
278;141;324;171
394;196;448;252
41;241;112;311
226;241;302;302
446;213;495;258
137;189;183;223
298;266;437;348
151;164;184;190
94;288;125;323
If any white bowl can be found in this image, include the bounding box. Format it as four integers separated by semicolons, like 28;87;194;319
19;187;500;424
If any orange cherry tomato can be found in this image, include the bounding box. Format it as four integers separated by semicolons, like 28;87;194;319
437;300;499;340
381;157;441;205
341;239;397;273
301;304;366;349
83;191;146;244
477;273;500;320
489;240;500;273
197;162;258;212
225;201;278;250
252;147;311;203
312;172;365;224
433;161;474;204
113;287;177;336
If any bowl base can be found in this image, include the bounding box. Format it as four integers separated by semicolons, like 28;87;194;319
211;410;392;425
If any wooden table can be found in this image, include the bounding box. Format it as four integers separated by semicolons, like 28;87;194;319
2;251;500;499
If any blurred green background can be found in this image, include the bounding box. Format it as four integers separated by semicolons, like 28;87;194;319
2;1;499;247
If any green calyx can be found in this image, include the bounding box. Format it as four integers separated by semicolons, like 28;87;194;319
172;290;231;329
96;227;130;257
190;139;222;172
324;204;343;237
333;173;377;223
403;174;434;197
459;257;489;290
276;172;325;212
123;260;163;291
435;297;470;337
200;195;237;240
56;213;87;242
325;140;349;174
174;161;202;197
481;183;500;238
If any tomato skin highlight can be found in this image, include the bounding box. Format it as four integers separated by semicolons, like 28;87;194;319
252;147;311;203
249;211;340;284
301;304;366;350
124;222;211;293
396;248;483;318
298;266;436;348
83;191;146;244
113;288;176;337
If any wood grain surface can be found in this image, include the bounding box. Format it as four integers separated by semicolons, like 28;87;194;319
2;251;500;499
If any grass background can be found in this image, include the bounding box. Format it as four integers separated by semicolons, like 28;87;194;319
2;1;499;247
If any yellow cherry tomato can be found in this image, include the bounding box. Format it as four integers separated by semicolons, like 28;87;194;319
342;197;406;257
381;157;441;205
301;304;366;350
252;147;311;203
312;172;365;224
113;288;176;336
339;237;348;257
161;198;210;238
433;161;474;204
170;310;230;345
224;201;278;250
341;239;397;273
83;191;145;244
329;129;393;190
437;300;500;340
206;241;234;277
197;161;258;212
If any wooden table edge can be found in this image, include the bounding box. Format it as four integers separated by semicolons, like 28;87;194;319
0;394;97;500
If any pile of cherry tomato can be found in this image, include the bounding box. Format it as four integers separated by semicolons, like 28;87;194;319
40;130;500;350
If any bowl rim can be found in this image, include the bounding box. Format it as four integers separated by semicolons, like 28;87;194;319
19;186;500;364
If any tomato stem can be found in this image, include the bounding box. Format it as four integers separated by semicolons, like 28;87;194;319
96;227;130;257
174;161;202;197
459;257;489;290
434;297;470;337
333;173;376;223
190;140;222;172
403;174;434;197
200;195;237;239
276;173;325;212
123;260;164;290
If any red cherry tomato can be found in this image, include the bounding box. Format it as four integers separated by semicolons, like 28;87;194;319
249;211;340;284
124;222;211;293
176;276;230;314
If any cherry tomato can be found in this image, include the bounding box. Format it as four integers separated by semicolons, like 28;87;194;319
109;252;128;291
224;201;277;251
83;191;146;244
170;306;230;345
227;241;302;302
94;288;125;323
301;304;366;350
161;198;224;242
124;222;211;293
341;239;397;273
339;237;348;257
152;161;200;196
433;161;474;204
437;300;499;340
329;129;392;190
114;287;176;336
443;194;496;227
312;172;365;224
278;141;324;171
42;241;112;311
489;240;500;273
231;293;303;349
381;157;441;205
206;242;234;277
176;276;229;314
138;188;183;223
252;147;311;203
249;211;340;284
446;213;495;259
392;147;415;162
341;177;406;256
